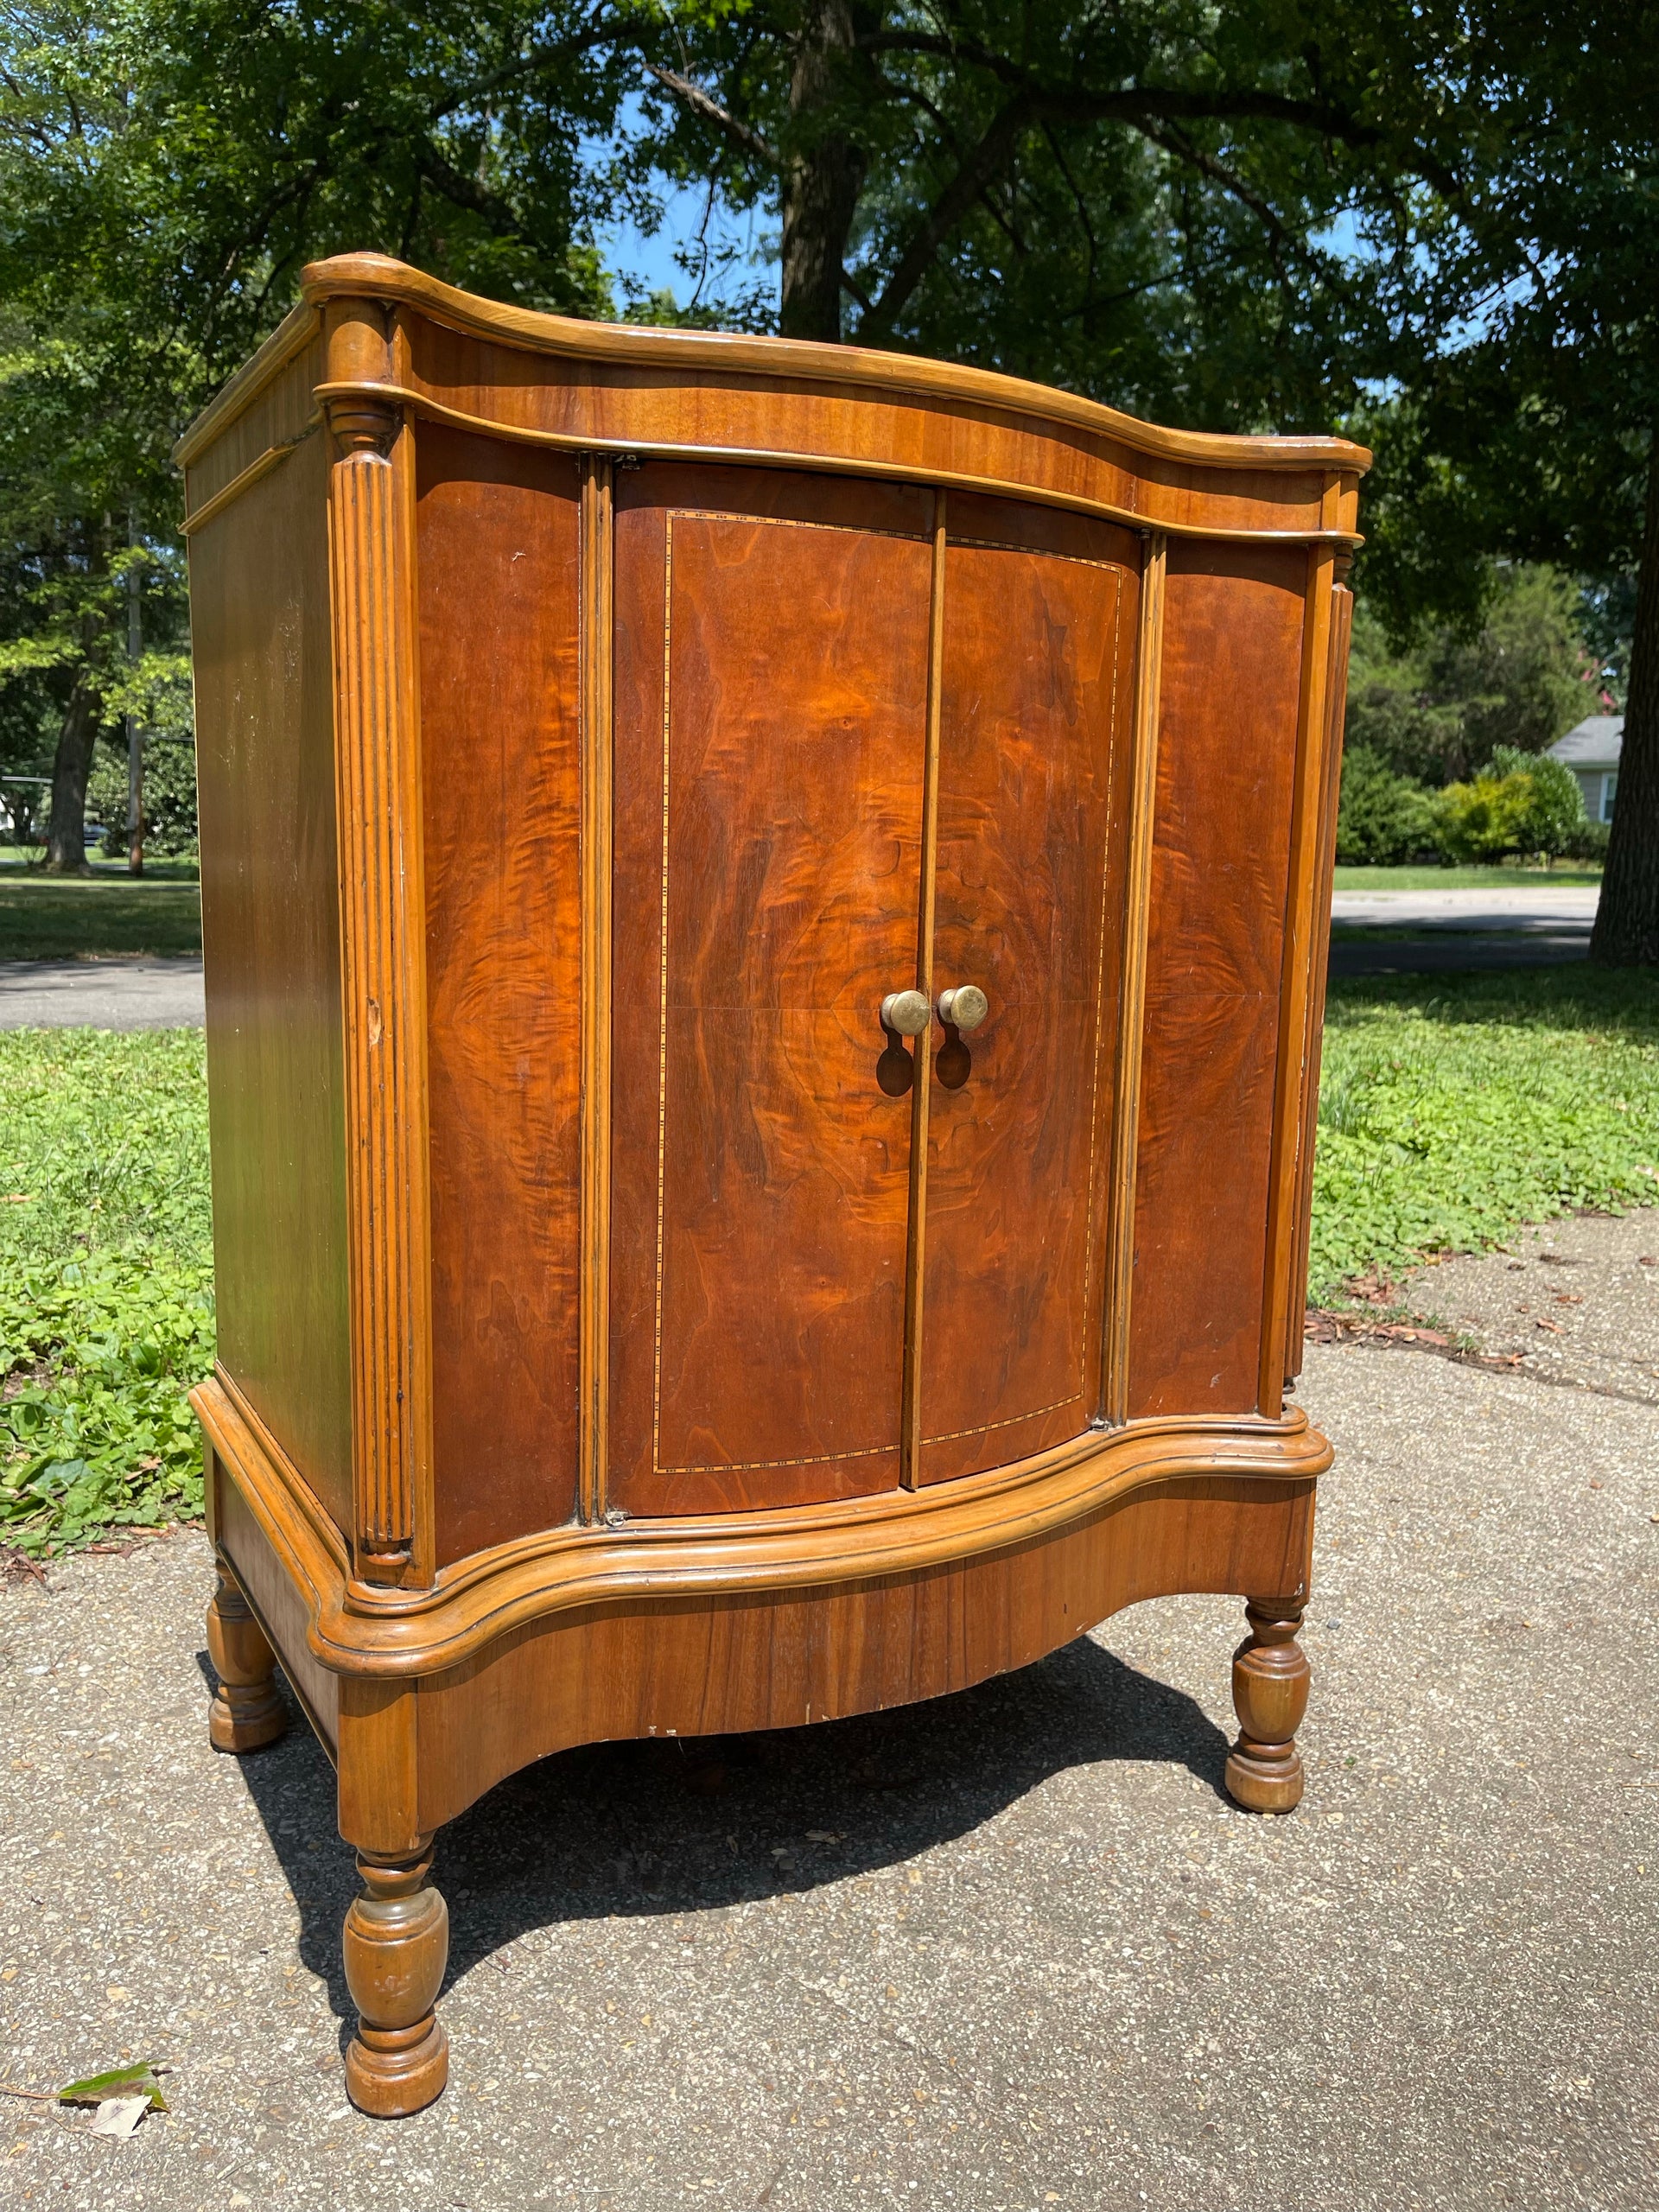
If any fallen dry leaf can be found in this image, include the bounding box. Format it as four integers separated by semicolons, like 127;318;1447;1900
88;2097;149;2141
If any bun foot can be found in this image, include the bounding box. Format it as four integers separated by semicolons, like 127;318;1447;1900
1224;1596;1309;1815
345;2017;449;2119
206;1569;288;1753
1224;1737;1306;1813
342;1846;450;2117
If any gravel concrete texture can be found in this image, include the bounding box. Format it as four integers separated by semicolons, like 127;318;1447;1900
1405;1211;1659;1407
4;1311;1659;2209
0;958;205;1031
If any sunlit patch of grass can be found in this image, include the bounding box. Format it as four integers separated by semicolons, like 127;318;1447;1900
0;1029;212;1554
1310;969;1659;1300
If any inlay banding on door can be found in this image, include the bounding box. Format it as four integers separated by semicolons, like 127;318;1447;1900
609;467;934;1516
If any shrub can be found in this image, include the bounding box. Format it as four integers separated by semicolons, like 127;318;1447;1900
1336;746;1443;864
1435;746;1586;862
86;732;200;859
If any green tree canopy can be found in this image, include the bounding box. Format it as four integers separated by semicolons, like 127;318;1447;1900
4;0;1659;950
1345;566;1601;789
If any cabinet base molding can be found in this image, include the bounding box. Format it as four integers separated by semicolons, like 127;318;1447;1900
201;1367;1324;1837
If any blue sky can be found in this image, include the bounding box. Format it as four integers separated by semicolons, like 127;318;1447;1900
591;142;778;317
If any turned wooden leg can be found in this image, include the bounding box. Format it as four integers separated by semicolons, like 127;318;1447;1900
342;1843;450;2117
206;1567;288;1753
1224;1596;1310;1814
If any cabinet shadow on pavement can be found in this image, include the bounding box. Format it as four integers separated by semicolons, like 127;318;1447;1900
197;1626;1233;2044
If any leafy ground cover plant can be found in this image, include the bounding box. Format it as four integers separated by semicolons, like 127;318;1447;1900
0;1029;211;1554
1311;969;1659;1300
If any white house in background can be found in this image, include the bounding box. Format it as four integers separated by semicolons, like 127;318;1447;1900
1548;714;1623;823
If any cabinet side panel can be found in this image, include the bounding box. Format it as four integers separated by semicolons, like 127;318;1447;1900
191;429;353;1533
1128;543;1305;1418
416;426;583;1564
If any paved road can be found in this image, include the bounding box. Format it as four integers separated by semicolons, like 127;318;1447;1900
0;957;205;1030
3;1216;1656;2209
0;890;1608;1022
1329;884;1597;976
1331;887;1601;928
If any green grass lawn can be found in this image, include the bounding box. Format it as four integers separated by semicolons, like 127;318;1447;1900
1332;863;1604;893
3;968;1656;1555
1311;968;1659;1299
0;859;202;959
0;1029;213;1554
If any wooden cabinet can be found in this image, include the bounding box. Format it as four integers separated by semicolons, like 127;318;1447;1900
181;255;1364;2116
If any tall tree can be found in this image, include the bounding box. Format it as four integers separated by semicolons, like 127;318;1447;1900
6;0;1446;863
13;0;1655;944
0;0;627;862
1353;4;1659;963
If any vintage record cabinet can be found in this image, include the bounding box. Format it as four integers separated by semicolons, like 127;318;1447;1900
179;254;1365;2115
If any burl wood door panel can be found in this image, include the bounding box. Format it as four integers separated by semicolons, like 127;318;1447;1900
1128;543;1307;1418
416;428;583;1564
609;466;935;1516
918;497;1139;1483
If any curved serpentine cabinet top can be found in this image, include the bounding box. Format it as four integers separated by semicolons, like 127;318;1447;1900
178;251;1369;543
180;253;1364;1643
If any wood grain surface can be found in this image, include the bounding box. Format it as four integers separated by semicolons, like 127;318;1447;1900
577;456;617;1525
416;425;585;1563
191;426;355;1536
609;465;934;1516
326;403;435;1578
1102;531;1166;1424
918;494;1139;1482
1128;543;1307;1419
1284;575;1354;1384
408;1472;1315;1833
181;258;1369;556
181;286;1364;2119
1256;547;1338;1416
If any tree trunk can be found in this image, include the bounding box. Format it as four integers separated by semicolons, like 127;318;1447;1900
779;0;866;342
44;674;100;874
1591;433;1659;966
127;519;144;875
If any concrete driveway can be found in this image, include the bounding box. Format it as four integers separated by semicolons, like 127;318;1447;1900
3;1215;1656;2209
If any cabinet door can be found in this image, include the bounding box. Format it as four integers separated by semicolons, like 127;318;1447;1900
608;467;935;1516
917;499;1140;1484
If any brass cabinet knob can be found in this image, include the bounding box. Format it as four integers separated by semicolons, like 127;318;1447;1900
937;983;988;1031
880;988;932;1036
